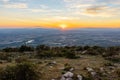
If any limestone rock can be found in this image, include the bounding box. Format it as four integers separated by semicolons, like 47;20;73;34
69;68;74;72
63;72;74;78
77;75;83;80
86;67;94;72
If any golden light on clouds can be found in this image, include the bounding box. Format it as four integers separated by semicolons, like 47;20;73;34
0;0;120;28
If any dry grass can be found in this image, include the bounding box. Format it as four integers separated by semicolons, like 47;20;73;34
0;55;119;80
37;55;111;80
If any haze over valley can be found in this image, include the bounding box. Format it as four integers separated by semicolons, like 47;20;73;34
0;28;120;48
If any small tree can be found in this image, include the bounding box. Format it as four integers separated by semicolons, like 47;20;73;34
36;50;54;59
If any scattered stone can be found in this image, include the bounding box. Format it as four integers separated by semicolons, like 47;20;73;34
65;78;73;80
46;61;57;66
108;66;115;70
100;67;104;72
77;75;83;80
85;67;97;77
81;50;87;54
63;72;74;78
60;76;66;80
60;72;83;80
50;66;53;68
69;67;74;72
53;61;57;64
111;70;115;73
0;60;7;64
107;71;111;74
86;67;94;72
90;72;96;77
60;72;74;80
59;67;65;70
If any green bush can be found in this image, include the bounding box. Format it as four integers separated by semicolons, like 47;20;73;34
0;66;16;80
104;62;113;66
19;45;34;52
15;56;29;63
64;50;77;59
0;62;40;80
0;52;12;62
116;69;120;77
105;56;120;63
63;63;72;71
2;47;19;52
16;62;39;80
36;51;54;58
36;45;50;53
86;48;99;55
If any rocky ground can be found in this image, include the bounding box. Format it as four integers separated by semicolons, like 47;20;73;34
0;55;119;80
36;55;120;80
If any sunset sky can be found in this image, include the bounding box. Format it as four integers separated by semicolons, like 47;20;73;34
0;0;120;29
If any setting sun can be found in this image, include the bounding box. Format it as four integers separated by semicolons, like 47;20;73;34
59;24;67;29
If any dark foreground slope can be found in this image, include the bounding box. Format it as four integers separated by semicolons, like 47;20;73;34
0;45;120;80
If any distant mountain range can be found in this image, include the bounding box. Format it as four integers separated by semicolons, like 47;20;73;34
0;28;120;48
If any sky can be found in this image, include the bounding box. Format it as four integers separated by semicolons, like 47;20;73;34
0;0;120;29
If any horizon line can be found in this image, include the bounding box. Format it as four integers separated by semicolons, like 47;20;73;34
0;27;120;30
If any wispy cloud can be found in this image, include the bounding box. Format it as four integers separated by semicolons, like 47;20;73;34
0;0;28;9
40;5;48;9
83;6;120;17
63;0;120;17
3;3;28;8
1;0;9;3
29;9;46;13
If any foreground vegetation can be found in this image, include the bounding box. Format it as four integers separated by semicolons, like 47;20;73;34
0;45;120;80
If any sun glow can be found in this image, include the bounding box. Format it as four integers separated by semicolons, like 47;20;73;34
59;24;67;29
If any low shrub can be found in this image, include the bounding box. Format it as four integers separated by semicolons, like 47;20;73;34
64;50;77;59
0;62;40;80
116;69;120;77
15;56;29;63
